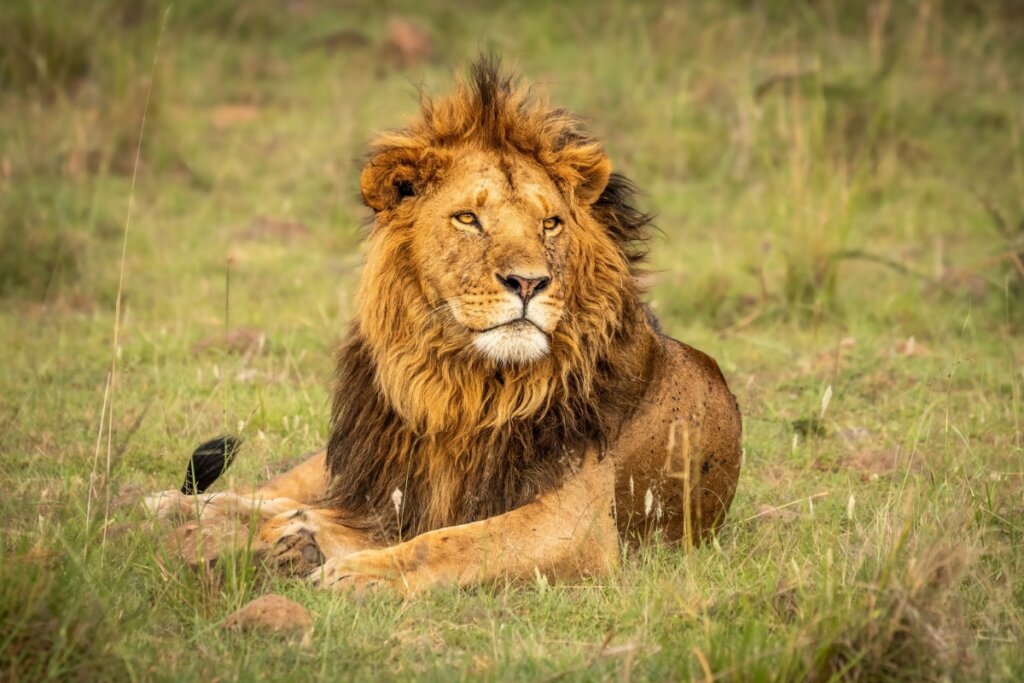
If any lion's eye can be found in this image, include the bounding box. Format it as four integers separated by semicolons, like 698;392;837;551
453;212;479;228
542;216;562;231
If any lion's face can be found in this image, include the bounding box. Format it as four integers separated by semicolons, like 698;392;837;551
412;148;571;364
350;61;648;435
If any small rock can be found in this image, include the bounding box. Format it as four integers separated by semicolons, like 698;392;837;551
381;17;433;70
224;594;313;638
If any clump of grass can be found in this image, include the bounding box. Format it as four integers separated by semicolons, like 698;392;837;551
0;3;93;96
0;182;87;301
808;538;975;681
0;0;164;97
0;0;173;304
1;0;173;175
0;177;128;304
0;557;127;680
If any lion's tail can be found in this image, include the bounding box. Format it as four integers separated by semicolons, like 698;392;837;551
180;435;242;494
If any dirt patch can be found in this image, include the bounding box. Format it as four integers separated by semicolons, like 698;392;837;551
211;104;260;129
843;449;902;480
893;336;931;357
754;503;801;523
192;327;268;356
308;29;371;53
164;518;252;567
236;217;312;242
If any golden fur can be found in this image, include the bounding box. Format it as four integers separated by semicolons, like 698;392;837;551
325;59;658;539
148;58;742;594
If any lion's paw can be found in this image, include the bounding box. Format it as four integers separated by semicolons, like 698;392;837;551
264;526;325;576
307;558;394;597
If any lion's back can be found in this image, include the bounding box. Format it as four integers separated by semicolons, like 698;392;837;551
611;334;742;544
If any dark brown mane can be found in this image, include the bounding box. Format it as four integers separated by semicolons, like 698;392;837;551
593;172;654;270
322;58;658;542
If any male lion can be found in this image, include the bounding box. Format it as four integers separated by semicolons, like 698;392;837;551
147;59;742;594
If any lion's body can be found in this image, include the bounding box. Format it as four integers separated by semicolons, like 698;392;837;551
148;59;741;593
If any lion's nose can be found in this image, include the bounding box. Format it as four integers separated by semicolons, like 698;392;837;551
496;273;551;305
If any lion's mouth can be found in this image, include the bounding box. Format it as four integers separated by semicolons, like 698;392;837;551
475;318;543;334
470;317;550;364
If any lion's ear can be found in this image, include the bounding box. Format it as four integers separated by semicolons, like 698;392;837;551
558;144;612;206
360;146;435;212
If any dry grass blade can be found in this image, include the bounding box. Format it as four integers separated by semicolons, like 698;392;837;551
100;6;172;556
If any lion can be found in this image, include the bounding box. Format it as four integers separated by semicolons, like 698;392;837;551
146;58;742;594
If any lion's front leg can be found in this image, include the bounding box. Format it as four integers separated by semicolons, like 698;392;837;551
311;454;618;595
258;508;378;575
148;450;338;566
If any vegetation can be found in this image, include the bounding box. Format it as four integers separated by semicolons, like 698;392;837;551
1;0;1022;680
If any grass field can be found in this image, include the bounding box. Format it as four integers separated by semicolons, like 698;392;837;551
2;0;1023;680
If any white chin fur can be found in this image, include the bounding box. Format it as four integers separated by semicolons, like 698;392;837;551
473;324;549;364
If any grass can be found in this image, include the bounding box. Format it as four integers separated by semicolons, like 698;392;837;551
1;0;1023;680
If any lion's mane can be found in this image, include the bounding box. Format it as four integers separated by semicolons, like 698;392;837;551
324;59;657;540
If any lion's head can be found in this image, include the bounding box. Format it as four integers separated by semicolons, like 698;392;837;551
359;71;616;369
376;145;578;366
326;58;655;539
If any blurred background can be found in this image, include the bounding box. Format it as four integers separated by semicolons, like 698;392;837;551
2;0;1022;329
1;2;1023;679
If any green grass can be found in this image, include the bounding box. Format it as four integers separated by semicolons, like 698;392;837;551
2;0;1023;680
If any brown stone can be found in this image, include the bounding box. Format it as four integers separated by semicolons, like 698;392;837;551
381;17;433;70
223;594;313;638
